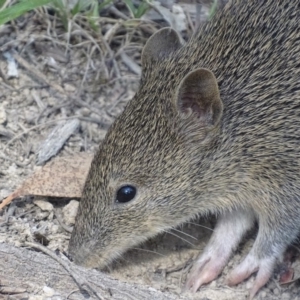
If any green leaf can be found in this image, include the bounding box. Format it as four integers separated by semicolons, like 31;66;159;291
85;3;99;32
123;0;149;18
50;0;70;30
98;0;113;11
123;0;136;18
135;1;149;18
208;0;218;20
87;1;100;32
0;0;52;25
71;0;81;15
0;0;6;9
92;0;99;17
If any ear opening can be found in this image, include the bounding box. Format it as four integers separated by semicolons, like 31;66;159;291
176;68;223;129
141;27;184;66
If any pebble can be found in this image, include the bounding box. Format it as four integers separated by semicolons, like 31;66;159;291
0;189;11;199
23;88;30;97
47;96;57;106
0;105;7;124
29;296;43;300
48;211;54;221
50;224;60;234
80;107;90;117
62;200;79;225
33;200;54;211
64;83;76;92
259;291;267;298
281;292;291;300
43;286;55;297
273;288;280;295
34;211;50;221
40;88;49;99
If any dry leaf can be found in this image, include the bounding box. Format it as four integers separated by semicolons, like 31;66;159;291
0;153;93;210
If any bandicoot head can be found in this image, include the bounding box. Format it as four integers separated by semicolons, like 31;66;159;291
68;28;224;268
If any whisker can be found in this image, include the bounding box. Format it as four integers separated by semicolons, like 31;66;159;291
108;250;131;269
106;263;113;272
116;253;130;265
132;248;166;257
186;221;214;232
171;227;198;240
163;230;196;247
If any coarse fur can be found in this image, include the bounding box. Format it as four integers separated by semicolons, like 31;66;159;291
69;0;300;298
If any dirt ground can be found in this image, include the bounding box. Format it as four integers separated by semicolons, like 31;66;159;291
0;2;300;300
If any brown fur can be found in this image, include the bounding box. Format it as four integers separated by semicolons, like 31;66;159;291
69;0;300;296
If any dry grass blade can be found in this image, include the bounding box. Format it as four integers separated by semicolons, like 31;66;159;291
13;52;66;95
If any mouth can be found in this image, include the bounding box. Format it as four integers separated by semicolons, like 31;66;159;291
70;249;104;269
68;240;122;270
68;229;157;270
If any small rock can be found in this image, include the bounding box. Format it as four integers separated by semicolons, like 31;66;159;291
62;200;79;225
40;89;49;99
33;200;54;211
0;189;11;199
172;5;187;32
259;291;267;298
43;286;55;297
29;296;43;300
23;88;30;97
47;96;57;106
0;106;7;124
273;288;280;295
14;240;22;247
209;280;217;288
246;280;254;289
64;83;76;92
80;107;90;117
50;224;60;234
48;211;54;221
281;292;291;300
7;164;17;175
3;51;18;78
34;211;50;221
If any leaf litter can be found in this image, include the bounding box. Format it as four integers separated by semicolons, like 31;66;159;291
0;152;93;210
0;1;299;300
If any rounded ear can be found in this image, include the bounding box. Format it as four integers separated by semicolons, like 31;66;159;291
141;27;184;66
176;68;223;129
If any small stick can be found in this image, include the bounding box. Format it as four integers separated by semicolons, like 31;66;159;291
13;52;66;95
24;242;103;300
0;189;23;211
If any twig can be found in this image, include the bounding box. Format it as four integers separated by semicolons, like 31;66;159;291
0;189;22;211
4;117;80;150
77;117;110;128
120;51;141;75
13;51;66;95
54;211;73;233
0;152;28;168
24;242;104;300
108;5;130;20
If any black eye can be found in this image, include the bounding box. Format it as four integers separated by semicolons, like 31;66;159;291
116;185;136;203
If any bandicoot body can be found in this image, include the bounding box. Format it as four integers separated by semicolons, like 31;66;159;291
69;1;300;298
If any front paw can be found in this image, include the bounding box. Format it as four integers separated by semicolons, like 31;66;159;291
185;250;229;293
226;254;276;300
